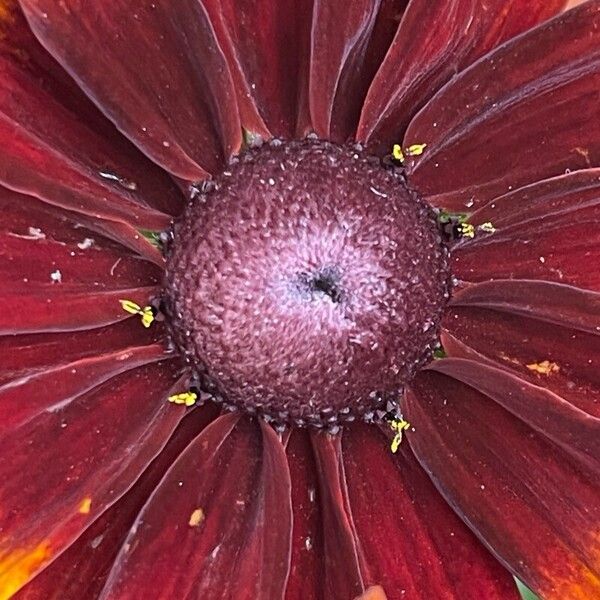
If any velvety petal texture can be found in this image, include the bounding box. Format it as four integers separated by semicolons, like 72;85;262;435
308;0;381;141
14;406;220;600
358;0;566;149
442;306;600;418
406;370;600;599
453;170;600;291
288;428;518;599
0;362;183;596
0;187;161;291
20;0;242;180
451;279;600;335
202;0;313;139
404;1;600;211
100;415;292;599
0;0;597;599
0;2;183;227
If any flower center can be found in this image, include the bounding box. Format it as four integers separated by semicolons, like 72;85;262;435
164;139;449;427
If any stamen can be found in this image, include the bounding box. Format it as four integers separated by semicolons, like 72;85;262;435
119;299;155;328
392;144;405;163
406;143;427;157
458;223;476;239
389;418;411;453
168;391;198;407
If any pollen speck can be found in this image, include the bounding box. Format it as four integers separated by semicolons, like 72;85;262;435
189;508;205;527
527;360;560;376
78;497;92;515
354;585;388;600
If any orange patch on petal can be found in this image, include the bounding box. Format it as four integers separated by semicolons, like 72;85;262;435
354;585;388;600
541;536;600;600
0;1;15;23
0;541;52;600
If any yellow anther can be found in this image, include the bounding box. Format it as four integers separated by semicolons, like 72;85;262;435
140;307;155;328
406;143;427;157
389;419;411;453
458;223;476;239
479;221;496;233
119;299;154;328
120;299;142;315
168;391;198;407
392;144;405;163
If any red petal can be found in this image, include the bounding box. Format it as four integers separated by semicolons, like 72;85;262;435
0;55;172;229
404;2;600;211
469;169;600;229
0;343;172;437
342;424;519;600
442;306;600;417
100;416;292;599
453;170;600;291
0;285;158;334
203;0;313;139
451;279;600;335
0;319;162;386
20;0;242;180
0;2;184;220
358;0;565;149
308;0;380;141
310;432;364;599
0;361;183;594
285;431;324;600
428;358;600;472
406;371;600;599
15;406;221;600
0;188;161;291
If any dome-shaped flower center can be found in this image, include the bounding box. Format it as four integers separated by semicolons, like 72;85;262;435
164;139;449;427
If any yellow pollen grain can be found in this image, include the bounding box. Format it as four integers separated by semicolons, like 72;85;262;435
0;541;52;600
78;497;92;515
527;360;560;376
188;508;205;528
406;143;427;157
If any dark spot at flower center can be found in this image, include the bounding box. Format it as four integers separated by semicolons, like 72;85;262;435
164;138;450;428
298;267;343;304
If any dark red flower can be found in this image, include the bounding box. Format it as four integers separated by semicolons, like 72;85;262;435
0;0;598;598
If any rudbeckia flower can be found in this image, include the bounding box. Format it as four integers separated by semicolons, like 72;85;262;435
0;0;598;598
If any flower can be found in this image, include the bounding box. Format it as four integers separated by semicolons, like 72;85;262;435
0;0;598;599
